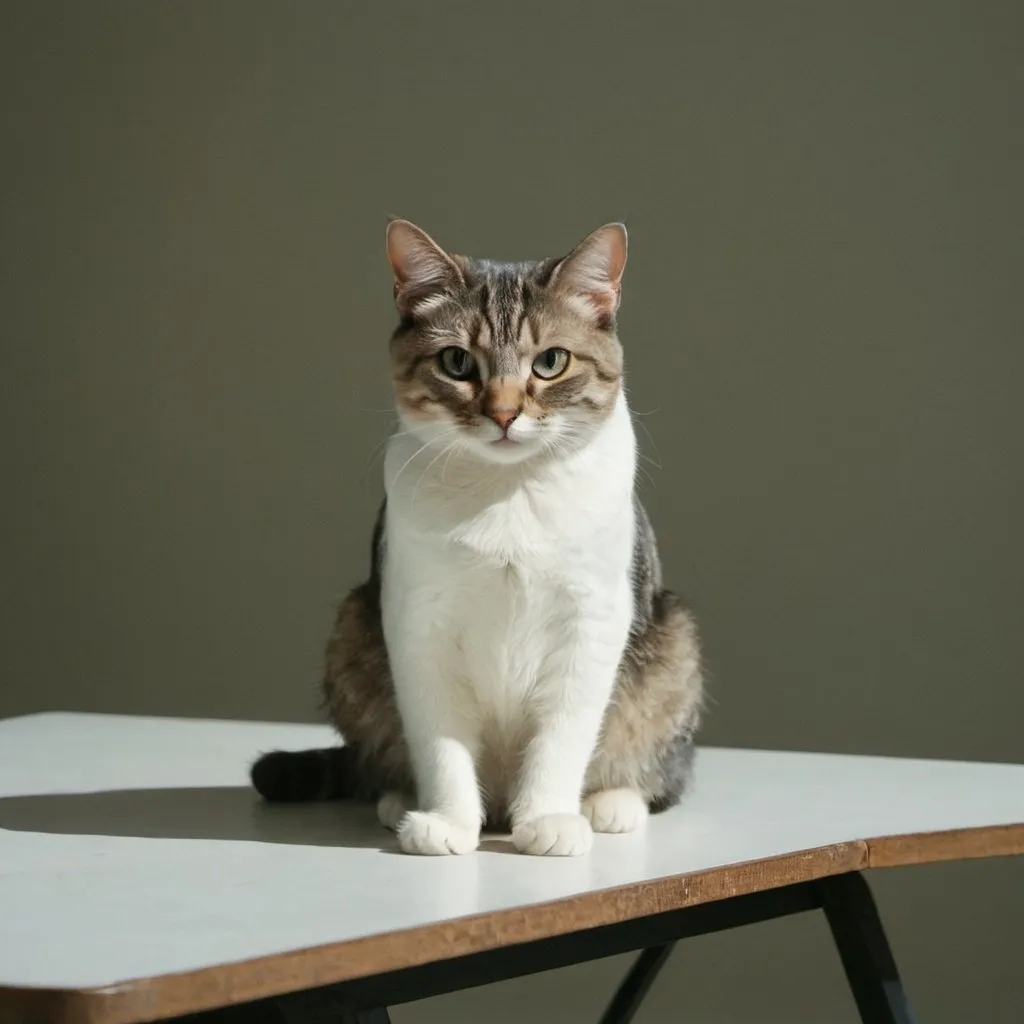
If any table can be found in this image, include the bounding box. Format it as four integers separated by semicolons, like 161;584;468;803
0;713;1021;1024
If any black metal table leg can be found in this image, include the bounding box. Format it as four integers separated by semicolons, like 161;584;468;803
598;943;676;1024
819;872;918;1024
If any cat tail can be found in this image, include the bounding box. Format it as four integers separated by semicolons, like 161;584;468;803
250;745;360;802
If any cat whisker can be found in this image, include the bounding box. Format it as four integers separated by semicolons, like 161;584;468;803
541;435;576;464
635;464;657;490
440;439;465;483
363;428;416;487
633;417;663;469
388;438;438;493
409;435;463;507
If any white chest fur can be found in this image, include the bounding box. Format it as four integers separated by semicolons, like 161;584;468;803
379;395;639;844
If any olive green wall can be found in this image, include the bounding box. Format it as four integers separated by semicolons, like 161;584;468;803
2;3;1021;1021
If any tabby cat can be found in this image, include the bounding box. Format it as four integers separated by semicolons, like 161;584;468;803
251;220;704;856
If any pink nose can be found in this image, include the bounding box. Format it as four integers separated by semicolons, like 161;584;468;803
488;409;519;433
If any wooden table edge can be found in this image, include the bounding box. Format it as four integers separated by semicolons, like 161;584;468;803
3;822;1022;1024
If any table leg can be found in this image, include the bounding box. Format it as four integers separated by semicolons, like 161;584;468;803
819;872;918;1024
597;943;676;1024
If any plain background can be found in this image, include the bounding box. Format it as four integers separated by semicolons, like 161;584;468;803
2;3;1021;1021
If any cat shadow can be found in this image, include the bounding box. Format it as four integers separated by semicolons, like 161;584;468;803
0;786;396;850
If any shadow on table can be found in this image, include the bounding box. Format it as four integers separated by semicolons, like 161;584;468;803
0;786;393;849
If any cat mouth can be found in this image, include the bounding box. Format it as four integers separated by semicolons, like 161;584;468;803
491;437;519;446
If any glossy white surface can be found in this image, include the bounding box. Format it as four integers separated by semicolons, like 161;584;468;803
0;712;1021;990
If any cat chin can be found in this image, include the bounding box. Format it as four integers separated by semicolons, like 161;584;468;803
464;436;544;466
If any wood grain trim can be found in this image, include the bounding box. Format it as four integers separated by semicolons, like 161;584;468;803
3;824;1022;1024
866;822;1024;869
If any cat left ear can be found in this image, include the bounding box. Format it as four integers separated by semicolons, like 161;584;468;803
550;223;628;324
386;219;463;318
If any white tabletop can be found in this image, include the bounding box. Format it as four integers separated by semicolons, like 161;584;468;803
0;712;1021;1005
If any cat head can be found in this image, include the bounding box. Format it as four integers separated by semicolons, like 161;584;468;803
386;220;627;465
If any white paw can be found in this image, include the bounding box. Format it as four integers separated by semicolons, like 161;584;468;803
582;788;649;834
512;813;593;856
397;811;479;855
376;791;413;831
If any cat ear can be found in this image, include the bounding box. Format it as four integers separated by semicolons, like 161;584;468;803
386;219;463;317
549;223;628;324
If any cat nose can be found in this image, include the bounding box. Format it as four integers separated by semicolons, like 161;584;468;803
488;408;519;433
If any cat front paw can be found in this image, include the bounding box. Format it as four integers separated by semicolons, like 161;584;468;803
512;813;593;856
397;810;479;855
582;788;648;833
376;791;414;831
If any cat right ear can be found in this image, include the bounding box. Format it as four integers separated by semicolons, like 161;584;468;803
549;223;628;327
386;219;463;318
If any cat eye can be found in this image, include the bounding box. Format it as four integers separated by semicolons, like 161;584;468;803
532;348;570;380
437;347;477;381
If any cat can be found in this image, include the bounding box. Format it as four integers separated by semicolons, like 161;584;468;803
251;220;704;856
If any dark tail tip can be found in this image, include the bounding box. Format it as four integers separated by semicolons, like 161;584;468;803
251;748;337;802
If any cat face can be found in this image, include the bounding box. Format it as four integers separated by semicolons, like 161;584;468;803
387;221;627;465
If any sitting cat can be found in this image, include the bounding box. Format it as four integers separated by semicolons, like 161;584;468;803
251;220;704;856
